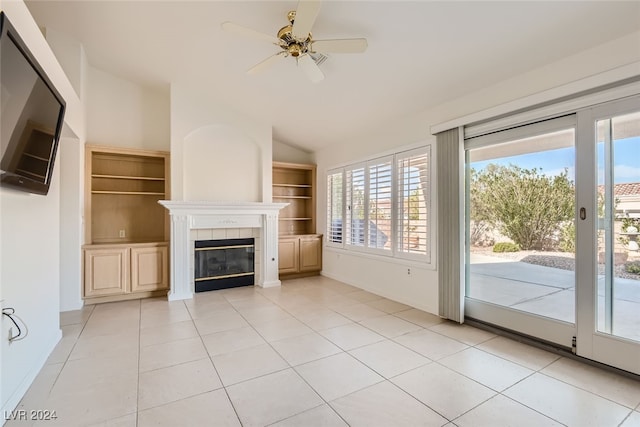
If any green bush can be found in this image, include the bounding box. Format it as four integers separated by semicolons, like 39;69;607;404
559;222;575;253
625;261;640;275
493;242;521;253
470;164;574;250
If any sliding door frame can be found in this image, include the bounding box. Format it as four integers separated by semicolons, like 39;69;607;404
575;95;640;374
464;115;578;349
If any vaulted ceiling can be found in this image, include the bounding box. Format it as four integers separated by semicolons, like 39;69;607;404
25;1;640;152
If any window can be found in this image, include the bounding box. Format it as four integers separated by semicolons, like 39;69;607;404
346;166;366;247
397;147;430;261
367;157;392;251
327;171;343;243
326;145;432;263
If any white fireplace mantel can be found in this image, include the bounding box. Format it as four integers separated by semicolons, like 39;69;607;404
159;201;288;301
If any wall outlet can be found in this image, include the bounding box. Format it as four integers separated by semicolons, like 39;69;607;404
407;268;411;275
119;229;126;238
8;327;13;342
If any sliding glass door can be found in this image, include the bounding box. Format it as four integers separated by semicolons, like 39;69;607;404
575;96;640;374
465;95;640;374
465;116;577;346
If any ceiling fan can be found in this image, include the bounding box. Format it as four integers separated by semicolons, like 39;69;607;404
221;0;367;83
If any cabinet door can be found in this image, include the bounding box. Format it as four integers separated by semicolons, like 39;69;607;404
278;238;300;274
300;236;322;272
131;245;168;293
84;247;128;297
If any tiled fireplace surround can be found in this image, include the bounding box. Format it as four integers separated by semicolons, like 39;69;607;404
159;201;288;301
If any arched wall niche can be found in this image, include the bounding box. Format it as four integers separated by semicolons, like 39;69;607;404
182;124;262;202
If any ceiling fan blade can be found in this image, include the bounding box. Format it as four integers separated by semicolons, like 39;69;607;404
297;54;324;83
247;51;286;75
291;0;322;41
221;21;281;45
311;38;368;54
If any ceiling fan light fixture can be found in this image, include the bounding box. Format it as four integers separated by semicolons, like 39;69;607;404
288;44;302;57
221;0;366;83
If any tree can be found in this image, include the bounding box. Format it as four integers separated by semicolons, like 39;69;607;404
470;164;574;250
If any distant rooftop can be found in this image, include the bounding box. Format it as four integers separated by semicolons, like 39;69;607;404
615;183;640;197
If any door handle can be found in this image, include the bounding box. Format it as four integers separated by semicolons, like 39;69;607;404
580;207;586;220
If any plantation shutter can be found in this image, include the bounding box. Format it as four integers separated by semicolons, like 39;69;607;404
437;127;464;323
396;148;430;261
326;170;344;244
346;165;366;247
368;157;393;251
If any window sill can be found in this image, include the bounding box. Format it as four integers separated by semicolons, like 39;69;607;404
324;245;436;271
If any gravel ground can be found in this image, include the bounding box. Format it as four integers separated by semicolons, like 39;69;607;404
472;247;640;280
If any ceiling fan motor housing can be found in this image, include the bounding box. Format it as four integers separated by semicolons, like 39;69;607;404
277;11;312;57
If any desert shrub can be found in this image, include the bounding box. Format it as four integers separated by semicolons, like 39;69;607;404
625;261;640;275
470;164;574;250
493;242;521;253
621;217;640;232
559;222;575;253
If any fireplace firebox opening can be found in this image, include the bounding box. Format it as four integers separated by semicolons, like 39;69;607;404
194;238;255;292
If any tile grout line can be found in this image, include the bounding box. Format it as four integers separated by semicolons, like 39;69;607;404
226;286;379;426
45;304;96;405
188;296;244;426
135;299;143;427
266;284;476;425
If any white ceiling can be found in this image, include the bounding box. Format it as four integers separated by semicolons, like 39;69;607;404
25;1;640;152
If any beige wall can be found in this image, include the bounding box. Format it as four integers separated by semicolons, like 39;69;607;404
170;85;273;203
273;140;314;164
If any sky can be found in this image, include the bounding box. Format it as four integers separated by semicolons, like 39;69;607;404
470;136;640;185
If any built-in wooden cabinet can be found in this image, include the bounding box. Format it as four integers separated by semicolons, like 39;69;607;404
83;245;129;298
83;145;170;303
84;243;168;299
278;237;300;274
299;234;322;272
278;234;323;276
131;244;169;293
273;162;322;278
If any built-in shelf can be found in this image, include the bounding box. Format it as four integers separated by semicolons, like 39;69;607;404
85;144;170;245
273;162;316;237
92;174;165;181
91;191;166;196
273;183;312;188
273;195;312;200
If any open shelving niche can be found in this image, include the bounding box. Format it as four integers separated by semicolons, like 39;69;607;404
272;161;322;277
272;163;316;235
83;145;170;303
87;148;169;244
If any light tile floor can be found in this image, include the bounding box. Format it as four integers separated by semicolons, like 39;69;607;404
6;276;640;427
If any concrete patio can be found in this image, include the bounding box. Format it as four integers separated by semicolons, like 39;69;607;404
469;254;640;342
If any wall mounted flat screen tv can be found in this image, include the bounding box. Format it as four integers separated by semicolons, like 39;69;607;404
0;11;66;195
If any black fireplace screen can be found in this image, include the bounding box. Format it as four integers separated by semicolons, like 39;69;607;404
194;238;255;292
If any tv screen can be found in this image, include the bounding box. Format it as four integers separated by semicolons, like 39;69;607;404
0;11;66;195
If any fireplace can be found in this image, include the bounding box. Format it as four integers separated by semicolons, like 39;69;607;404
158;201;288;301
194;238;255;292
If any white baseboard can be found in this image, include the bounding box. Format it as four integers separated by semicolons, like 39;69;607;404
320;271;437;315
